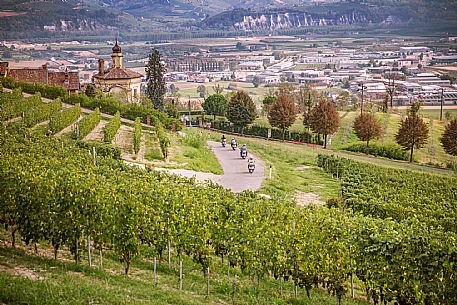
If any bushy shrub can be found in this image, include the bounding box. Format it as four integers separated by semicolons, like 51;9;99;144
212;121;316;144
183;130;206;149
103;111;121;143
341;142;409;161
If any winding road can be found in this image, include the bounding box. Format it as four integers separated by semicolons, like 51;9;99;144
153;141;265;193
208;141;265;193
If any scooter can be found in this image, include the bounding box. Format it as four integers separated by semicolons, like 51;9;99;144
231;142;237;150
248;162;255;174
222;139;226;147
240;150;247;159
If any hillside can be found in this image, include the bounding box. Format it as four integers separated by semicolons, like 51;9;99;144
0;0;456;39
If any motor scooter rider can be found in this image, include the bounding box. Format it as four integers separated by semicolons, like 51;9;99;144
247;155;255;165
231;138;237;146
240;144;248;157
221;134;226;141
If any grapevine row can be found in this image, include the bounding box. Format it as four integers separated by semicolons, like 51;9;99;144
103;111;121;143
49;103;81;134
0;127;455;305
73;107;100;140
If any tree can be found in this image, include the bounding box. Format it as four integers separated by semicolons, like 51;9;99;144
261;95;276;116
226;91;256;133
335;91;350;111
146;49;166;111
353;113;382;147
385;73;399;109
441;119;457;156
252;76;260;88
85;84;96;98
213;84;223;94
309;99;340;148
396;109;429;162
197;85;206;98
202;94;227;120
268;94;297;141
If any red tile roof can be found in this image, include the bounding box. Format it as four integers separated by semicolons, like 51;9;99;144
48;71;79;91
94;67;142;80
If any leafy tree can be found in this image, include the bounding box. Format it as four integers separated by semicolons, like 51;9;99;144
396;110;429;162
385;73;400;109
441;119;457;156
335;91;350;111
146;49;166;111
213;84;223;94
261;95;276;116
168;84;179;94
353;113;382;147
309;99;339;148
202;94;227;120
165;99;179;119
2;49;12;58
85;84;96;98
226;91;256;133
197;85;206;98
252;76;260;88
268;94;297;141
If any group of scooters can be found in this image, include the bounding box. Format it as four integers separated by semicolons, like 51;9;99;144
221;135;255;173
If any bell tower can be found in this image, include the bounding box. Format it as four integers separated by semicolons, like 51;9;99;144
111;39;123;68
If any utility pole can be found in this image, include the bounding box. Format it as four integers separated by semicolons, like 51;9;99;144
360;82;365;115
440;88;444;121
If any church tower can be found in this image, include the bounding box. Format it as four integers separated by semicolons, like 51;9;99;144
111;39;123;68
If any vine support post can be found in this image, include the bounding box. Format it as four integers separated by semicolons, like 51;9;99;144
99;246;103;271
179;259;183;294
167;238;171;269
207;266;210;299
279;277;282;297
233;275;237;305
294;283;298;299
85;202;91;268
350;248;354;298
153;256;157;288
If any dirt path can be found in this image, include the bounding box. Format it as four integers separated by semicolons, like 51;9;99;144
113;125;134;160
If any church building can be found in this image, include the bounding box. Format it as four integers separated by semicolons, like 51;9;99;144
93;40;143;102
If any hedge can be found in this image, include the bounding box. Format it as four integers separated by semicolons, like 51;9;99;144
75;140;121;160
49;103;81;134
73;108;100;140
24;98;62;127
63;93;182;131
1;77;183;131
0;76;67;100
103;111;121;143
341;142;409;161
212;121;319;144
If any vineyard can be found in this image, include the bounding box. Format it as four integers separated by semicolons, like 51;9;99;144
1;124;457;304
1;88;457;305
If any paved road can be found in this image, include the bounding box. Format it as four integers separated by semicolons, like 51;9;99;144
208;141;265;193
